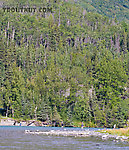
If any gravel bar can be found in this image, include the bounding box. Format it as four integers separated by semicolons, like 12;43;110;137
25;129;128;142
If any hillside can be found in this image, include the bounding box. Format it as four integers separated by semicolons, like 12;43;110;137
0;0;129;128
75;0;129;23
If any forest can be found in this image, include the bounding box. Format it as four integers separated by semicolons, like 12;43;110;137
0;0;129;128
76;0;129;23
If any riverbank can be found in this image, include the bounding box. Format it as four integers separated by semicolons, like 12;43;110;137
99;128;129;137
1;127;128;150
24;129;129;143
0;117;48;126
0;118;27;126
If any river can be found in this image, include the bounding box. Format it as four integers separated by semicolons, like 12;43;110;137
0;126;129;150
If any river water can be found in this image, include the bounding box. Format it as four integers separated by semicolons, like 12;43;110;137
0;126;129;150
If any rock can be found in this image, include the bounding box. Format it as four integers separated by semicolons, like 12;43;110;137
102;134;109;140
116;136;121;140
25;130;30;134
121;136;128;140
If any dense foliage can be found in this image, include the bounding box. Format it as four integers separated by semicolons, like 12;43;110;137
76;0;129;23
0;0;129;127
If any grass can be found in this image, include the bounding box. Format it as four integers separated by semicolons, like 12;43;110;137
100;128;129;137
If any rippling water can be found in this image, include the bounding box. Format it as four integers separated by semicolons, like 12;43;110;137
0;126;129;150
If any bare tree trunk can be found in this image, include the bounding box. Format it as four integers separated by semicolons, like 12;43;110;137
12;28;15;41
34;106;37;121
12;109;14;118
58;6;60;27
6;106;9;117
5;29;7;38
7;21;10;46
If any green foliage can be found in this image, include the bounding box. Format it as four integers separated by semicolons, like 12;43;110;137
0;0;129;127
77;0;129;23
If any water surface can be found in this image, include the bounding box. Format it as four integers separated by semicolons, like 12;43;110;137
0;126;129;150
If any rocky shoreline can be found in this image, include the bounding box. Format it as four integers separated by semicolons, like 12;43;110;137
0;118;27;126
1;118;129;143
0;118;47;126
25;129;129;142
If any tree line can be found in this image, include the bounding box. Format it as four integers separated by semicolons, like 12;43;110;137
0;0;129;127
